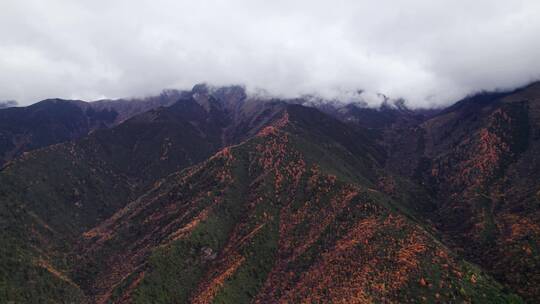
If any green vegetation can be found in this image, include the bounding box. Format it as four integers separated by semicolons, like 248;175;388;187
0;96;534;303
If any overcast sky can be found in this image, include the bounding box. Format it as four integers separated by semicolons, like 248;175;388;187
1;0;539;107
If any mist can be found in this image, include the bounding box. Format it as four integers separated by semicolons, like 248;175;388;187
1;0;539;107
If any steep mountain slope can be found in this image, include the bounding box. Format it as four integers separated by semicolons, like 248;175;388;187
76;107;518;303
0;88;295;303
309;100;439;180
0;83;536;303
383;82;540;301
0;93;202;302
0;86;289;240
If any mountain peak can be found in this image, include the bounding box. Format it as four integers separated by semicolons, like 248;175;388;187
1;83;539;303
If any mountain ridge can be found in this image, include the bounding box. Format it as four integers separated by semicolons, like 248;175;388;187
2;82;540;303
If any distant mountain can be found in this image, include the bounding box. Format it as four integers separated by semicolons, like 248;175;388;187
2;82;540;303
0;91;183;167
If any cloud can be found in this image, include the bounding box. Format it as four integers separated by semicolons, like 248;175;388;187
0;0;539;107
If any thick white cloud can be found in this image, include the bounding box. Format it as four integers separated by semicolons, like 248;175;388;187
0;0;539;107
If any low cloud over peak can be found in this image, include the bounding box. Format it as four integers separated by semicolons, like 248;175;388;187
1;0;539;107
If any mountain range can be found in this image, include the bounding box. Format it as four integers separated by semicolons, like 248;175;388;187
1;82;539;303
